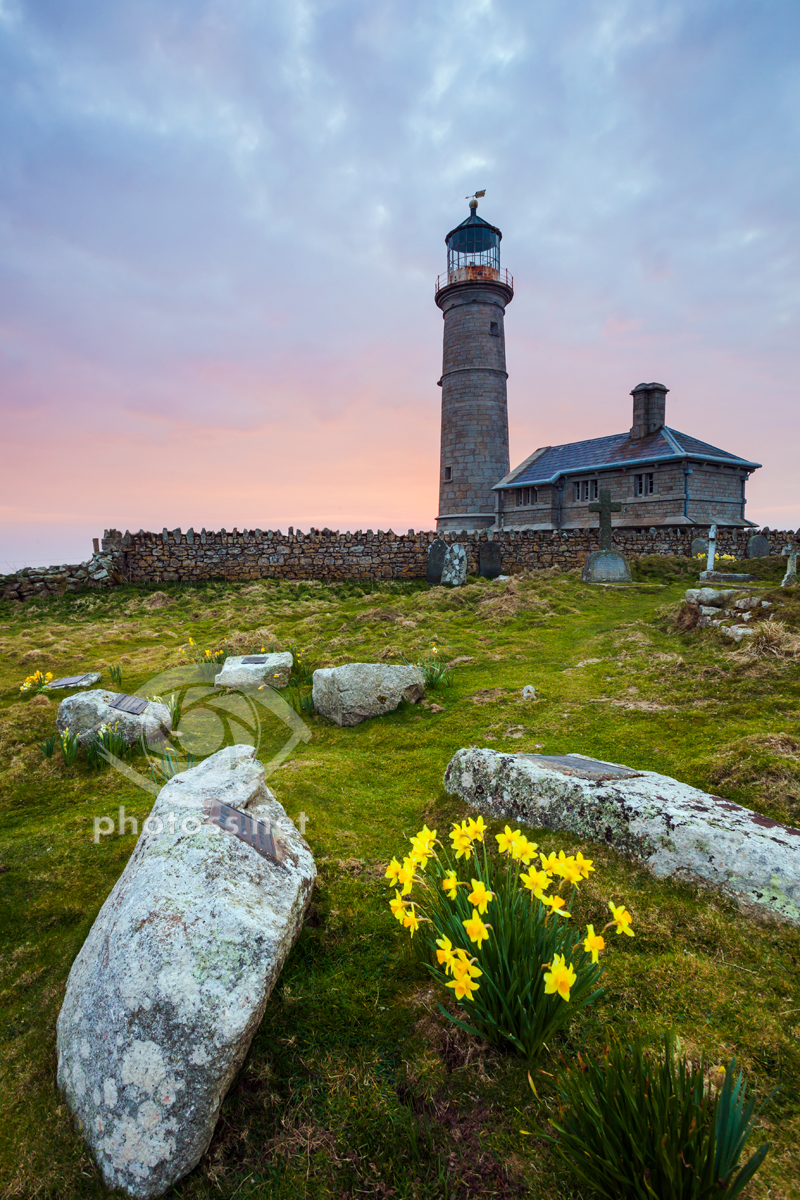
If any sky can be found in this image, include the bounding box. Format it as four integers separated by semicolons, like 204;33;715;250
1;0;799;569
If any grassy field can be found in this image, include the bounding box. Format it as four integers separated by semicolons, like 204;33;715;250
1;560;799;1199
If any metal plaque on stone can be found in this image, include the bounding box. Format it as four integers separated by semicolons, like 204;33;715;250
479;541;502;580
426;539;447;585
242;656;268;664
207;799;285;865
48;674;94;689
109;693;150;715
520;753;641;782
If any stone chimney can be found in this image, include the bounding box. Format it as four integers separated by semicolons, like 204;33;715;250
630;382;668;440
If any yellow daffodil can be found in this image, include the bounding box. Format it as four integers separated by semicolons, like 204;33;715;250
555;852;583;886
389;891;407;922
539;851;559;874
541;893;571;918
583;924;605;963
495;825;517;855
520;867;551;895
608;901;634;937
462;909;491;948
435;935;456;974
449;823;473;860
574;851;595;878
451;948;482;978
442;870;460;900
446;973;480;1000
396;857;415;896
402;905;420;937
466;815;487;842
467;879;494;914
511;834;537;865
543;953;576;1002
385;857;402;885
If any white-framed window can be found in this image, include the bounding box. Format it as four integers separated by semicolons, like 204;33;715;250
573;479;599;502
515;486;537;507
635;472;654;496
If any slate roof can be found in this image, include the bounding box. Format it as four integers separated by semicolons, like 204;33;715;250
495;427;761;490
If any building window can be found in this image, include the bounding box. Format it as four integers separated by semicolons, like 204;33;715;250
515;487;537;507
573;479;599;502
443;466;452;482
489;321;500;336
635;472;654;496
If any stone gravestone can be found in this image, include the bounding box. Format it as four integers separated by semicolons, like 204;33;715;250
426;539;447;585
782;543;798;588
441;543;467;587
690;537;708;559
478;541;502;580
56;745;316;1199
705;524;717;573
747;532;771;558
581;489;631;583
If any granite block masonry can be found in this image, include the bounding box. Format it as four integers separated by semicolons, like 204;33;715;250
2;525;795;596
444;748;800;925
56;745;316;1200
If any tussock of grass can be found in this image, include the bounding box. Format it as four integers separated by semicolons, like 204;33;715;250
0;571;798;1198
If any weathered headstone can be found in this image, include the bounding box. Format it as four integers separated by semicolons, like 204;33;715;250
747;532;771;558
444;748;800;925
56;745;316;1199
215;652;293;690
478;541;502;580
583;488;630;583
441;543;467;586
783;544;798;588
581;551;632;583
312;663;425;726
690;537;708;559
426;539;447;585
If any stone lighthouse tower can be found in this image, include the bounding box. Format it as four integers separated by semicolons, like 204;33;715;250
435;197;513;532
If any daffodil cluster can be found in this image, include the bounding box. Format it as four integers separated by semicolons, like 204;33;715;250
385;816;635;1058
20;670;53;694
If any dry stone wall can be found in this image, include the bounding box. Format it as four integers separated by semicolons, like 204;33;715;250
1;524;793;600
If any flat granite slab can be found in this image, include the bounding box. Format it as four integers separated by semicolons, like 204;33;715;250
444;749;800;925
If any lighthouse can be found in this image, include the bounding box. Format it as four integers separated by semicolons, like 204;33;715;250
435;196;514;532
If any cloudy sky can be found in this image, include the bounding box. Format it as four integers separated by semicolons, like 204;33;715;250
1;0;798;568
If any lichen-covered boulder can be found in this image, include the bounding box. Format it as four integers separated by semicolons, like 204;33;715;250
56;745;316;1199
214;651;293;690
444;748;800;925
312;663;425;726
56;689;171;747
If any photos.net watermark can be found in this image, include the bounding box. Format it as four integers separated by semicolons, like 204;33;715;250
93;663;311;841
93;806;309;843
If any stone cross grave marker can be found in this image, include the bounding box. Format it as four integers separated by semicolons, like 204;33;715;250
478;541;502;579
783;542;798;588
705;524;717;573
588;488;622;550
426;538;447;585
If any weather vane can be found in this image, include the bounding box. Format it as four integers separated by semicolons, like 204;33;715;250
466;190;486;201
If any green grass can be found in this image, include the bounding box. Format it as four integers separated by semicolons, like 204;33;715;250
0;566;798;1198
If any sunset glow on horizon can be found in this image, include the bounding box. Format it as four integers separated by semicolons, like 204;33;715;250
2;1;798;569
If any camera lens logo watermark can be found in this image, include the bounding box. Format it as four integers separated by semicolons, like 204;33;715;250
97;663;311;800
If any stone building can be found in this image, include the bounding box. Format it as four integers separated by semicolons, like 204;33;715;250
434;203;761;533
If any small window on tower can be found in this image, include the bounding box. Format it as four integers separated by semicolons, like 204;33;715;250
489;321;499;336
443;466;452;482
